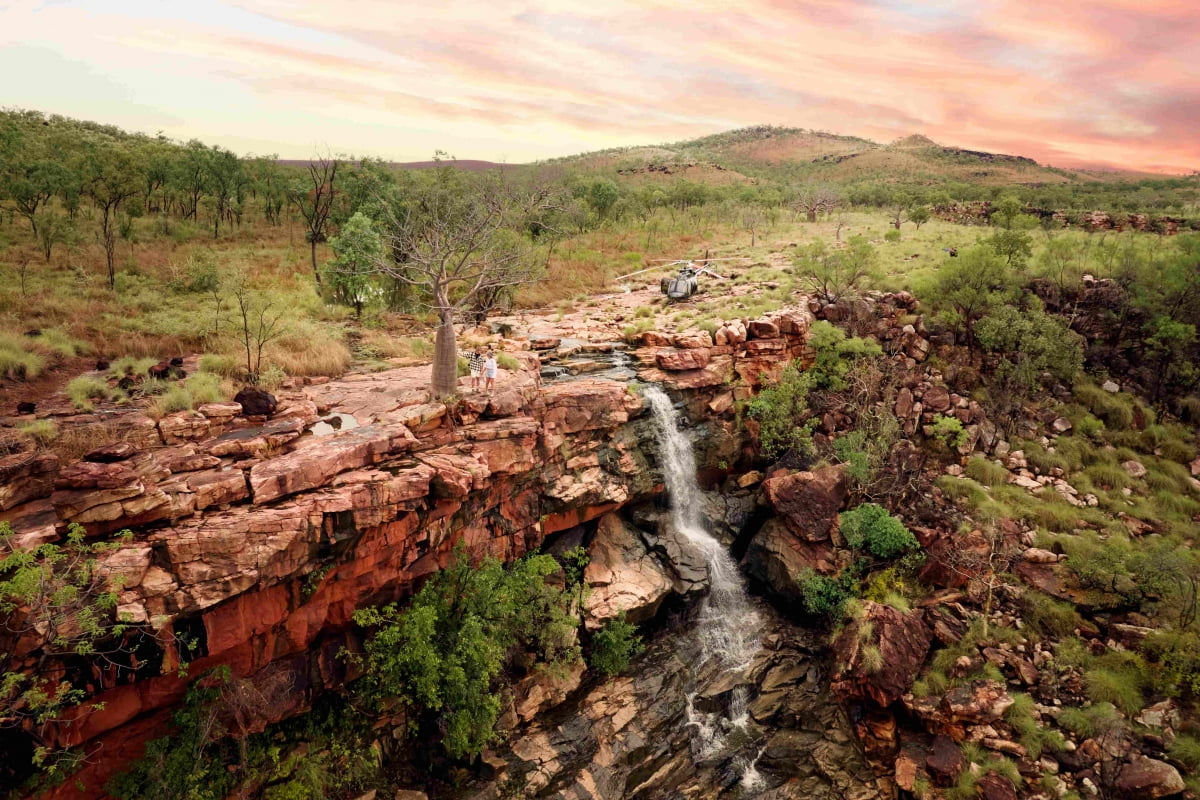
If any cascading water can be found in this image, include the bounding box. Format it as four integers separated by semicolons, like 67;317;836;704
643;386;764;772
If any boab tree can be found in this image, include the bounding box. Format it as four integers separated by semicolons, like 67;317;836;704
375;168;555;398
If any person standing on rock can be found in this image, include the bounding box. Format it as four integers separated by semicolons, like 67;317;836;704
483;347;498;394
463;346;484;391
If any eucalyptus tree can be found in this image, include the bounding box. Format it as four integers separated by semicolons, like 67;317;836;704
289;153;341;283
82;142;143;289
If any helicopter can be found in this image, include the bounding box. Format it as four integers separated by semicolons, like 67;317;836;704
615;254;744;301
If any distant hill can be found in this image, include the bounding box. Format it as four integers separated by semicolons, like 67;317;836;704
542;125;1166;188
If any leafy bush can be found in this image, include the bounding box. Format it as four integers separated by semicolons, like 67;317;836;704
353;549;580;760
590;613;645;676
929;414;968;450
797;569;854;620
1141;630;1200;698
746;362;816;459
839;503;918;559
497;352;521;371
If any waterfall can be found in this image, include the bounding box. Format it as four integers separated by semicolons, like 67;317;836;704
643;386;761;669
643;385;764;780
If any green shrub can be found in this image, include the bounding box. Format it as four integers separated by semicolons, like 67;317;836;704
353;548;580;760
1054;702;1122;739
634;305;654;319
965;457;1008;487
797;569;853;620
496;352;521;371
747;362;817;459
1085;462;1131;490
1159;437;1197;464
107;356;157;378
839;503;918;560
36;328;88;358
151;385;194;416
590;613;645;676
929;414;968;450
1021;440;1070;474
1141;630;1200;698
1005;692;1064;759
66;375;113;411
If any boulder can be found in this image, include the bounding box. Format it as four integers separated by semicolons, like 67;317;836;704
1122;459;1147;478
832;602;932;707
975;772;1018;800
673;330;713;349
923;385;952;413
234;386;278;417
655;348;711;371
761;464;847;541
582;513;675;628
741;517;837;602
638;331;673;348
1102;380;1120;393
1114;757;1184;799
747;319;780;339
925;734;965;785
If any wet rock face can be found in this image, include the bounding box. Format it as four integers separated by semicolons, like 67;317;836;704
482;604;886;800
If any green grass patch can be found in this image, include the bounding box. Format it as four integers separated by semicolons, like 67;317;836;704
66;375;115;411
17;419;58;445
964;456;1008;487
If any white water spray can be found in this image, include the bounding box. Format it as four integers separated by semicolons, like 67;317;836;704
644;386;764;783
643;386;761;669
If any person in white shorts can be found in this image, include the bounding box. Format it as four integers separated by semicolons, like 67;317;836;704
483;347;498;394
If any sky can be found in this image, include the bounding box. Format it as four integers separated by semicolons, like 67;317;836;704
2;0;1197;173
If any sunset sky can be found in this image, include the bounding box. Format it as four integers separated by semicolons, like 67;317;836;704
2;0;1197;173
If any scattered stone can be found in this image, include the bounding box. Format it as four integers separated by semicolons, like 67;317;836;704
1051;417;1073;433
1114;757;1185;798
1121;459;1147;478
233;386;278;417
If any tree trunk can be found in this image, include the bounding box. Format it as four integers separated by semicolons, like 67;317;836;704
432;305;458;398
310;240;321;285
807;209;817;223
